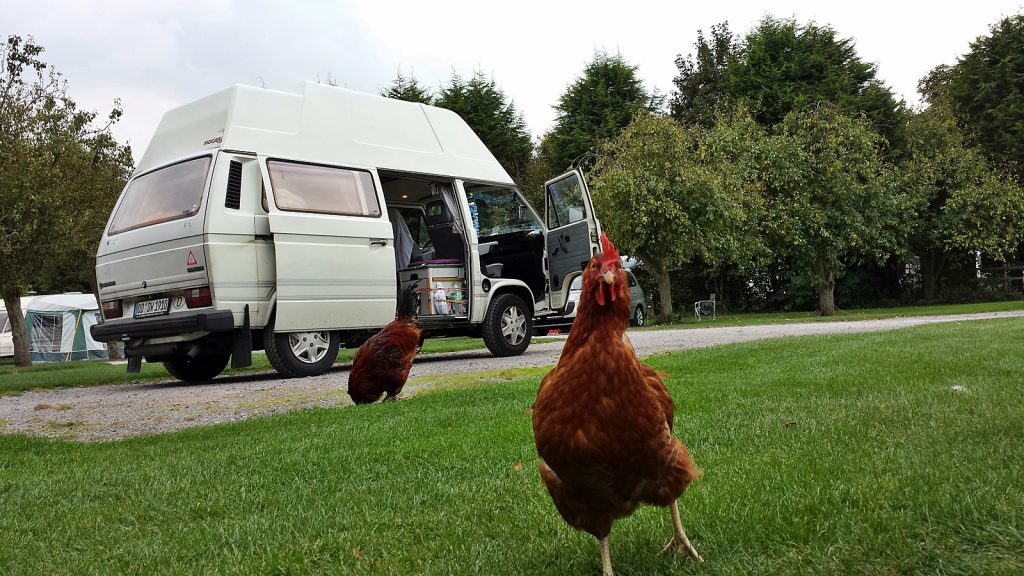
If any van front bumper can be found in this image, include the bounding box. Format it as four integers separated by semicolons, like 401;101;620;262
90;310;235;342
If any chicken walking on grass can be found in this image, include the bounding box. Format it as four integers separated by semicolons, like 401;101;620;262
347;285;421;404
532;233;703;575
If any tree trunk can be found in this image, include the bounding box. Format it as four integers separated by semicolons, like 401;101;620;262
2;291;32;367
642;255;674;320
813;254;836;316
657;273;674;320
920;249;946;302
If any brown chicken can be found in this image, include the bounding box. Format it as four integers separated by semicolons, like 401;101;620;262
347;285;421;404
532;233;702;575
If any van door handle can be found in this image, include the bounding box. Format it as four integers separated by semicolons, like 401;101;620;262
370;239;389;247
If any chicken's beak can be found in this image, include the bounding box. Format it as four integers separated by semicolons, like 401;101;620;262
601;271;615;284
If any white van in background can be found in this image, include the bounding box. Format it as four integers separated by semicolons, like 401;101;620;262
91;82;601;381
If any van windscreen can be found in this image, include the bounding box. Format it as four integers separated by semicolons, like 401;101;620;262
108;156;211;235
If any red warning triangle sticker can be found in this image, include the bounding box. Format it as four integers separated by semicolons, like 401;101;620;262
186;250;198;266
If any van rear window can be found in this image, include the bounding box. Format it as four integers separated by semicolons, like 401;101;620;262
267;160;381;217
108;156;212;235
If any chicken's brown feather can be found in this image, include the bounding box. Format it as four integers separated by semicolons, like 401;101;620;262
532;235;698;542
347;316;420;404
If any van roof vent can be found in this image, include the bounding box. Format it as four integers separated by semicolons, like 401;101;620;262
225;160;242;209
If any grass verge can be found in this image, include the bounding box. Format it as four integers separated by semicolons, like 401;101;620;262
1;318;1022;574
643;299;1024;329
0;336;529;396
2;300;1020;395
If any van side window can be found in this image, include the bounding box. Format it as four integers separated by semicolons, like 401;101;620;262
108;156;211;235
545;174;586;229
267;160;381;217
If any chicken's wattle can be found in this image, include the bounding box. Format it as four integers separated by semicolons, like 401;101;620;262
595;280;617;306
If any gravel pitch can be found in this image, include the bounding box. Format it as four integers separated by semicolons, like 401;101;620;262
2;311;1021;442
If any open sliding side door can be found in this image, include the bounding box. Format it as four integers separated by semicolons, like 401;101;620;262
262;158;396;331
544;169;601;311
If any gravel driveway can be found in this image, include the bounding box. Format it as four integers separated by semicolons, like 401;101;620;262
3;311;1021;441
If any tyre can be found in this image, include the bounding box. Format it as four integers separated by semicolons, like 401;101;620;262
264;326;340;378
482;293;532;357
163;353;230;382
631;305;646;327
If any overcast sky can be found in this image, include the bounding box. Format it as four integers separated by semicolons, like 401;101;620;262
5;0;1022;159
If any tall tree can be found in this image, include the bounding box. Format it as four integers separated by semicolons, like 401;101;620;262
435;70;533;184
729;17;906;151
670;22;739;127
899;102;1024;299
379;69;433;104
766;105;900;315
925;14;1024;182
591;109;767;318
541;51;652;174
0;35;133;366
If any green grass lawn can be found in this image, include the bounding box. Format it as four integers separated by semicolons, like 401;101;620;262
2;318;1022;574
645;298;1024;330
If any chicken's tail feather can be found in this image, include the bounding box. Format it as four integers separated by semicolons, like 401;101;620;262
397;283;419;322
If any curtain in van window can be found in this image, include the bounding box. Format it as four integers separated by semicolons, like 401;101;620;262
388;208;415;269
433;183;465;237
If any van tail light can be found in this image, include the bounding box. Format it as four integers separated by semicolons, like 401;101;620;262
185;287;212;308
101;300;123;319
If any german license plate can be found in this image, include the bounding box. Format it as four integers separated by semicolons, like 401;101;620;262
134;298;169;318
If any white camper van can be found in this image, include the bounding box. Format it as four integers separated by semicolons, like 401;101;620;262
91;82;601;381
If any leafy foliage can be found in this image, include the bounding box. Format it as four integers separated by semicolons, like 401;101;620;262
766;105;899;315
728;17;906;152
435;71;533;184
898;102;1024;297
925;14;1024;182
0;35;133;366
591;109;767;317
670;22;739;127
379;69;433;104
541;52;653;174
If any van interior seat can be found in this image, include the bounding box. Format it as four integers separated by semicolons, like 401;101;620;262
423;199;464;262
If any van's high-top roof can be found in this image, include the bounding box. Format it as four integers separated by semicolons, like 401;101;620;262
135;82;514;184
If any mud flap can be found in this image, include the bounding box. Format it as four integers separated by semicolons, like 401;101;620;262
231;305;252;369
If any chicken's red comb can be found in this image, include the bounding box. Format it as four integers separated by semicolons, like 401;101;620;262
600;232;620;262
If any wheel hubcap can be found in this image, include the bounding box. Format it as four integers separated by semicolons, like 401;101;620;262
288;331;330;364
501;305;527;346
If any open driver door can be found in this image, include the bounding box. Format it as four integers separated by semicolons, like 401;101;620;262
544;169;601;312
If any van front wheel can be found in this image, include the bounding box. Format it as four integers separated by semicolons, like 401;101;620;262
482;293;532;357
163;353;230;382
264;328;340;377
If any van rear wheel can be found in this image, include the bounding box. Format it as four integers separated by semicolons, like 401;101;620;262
163;353;230;383
482;293;532;357
264;328;340;377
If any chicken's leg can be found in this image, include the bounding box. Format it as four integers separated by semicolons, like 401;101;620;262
660;500;703;562
599;536;614;576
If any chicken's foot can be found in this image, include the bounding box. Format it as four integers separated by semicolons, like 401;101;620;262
660;500;703;562
599;536;614;576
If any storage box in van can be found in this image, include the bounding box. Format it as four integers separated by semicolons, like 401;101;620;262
91;82;601;381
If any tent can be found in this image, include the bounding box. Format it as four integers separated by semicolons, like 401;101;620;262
0;294;108;361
